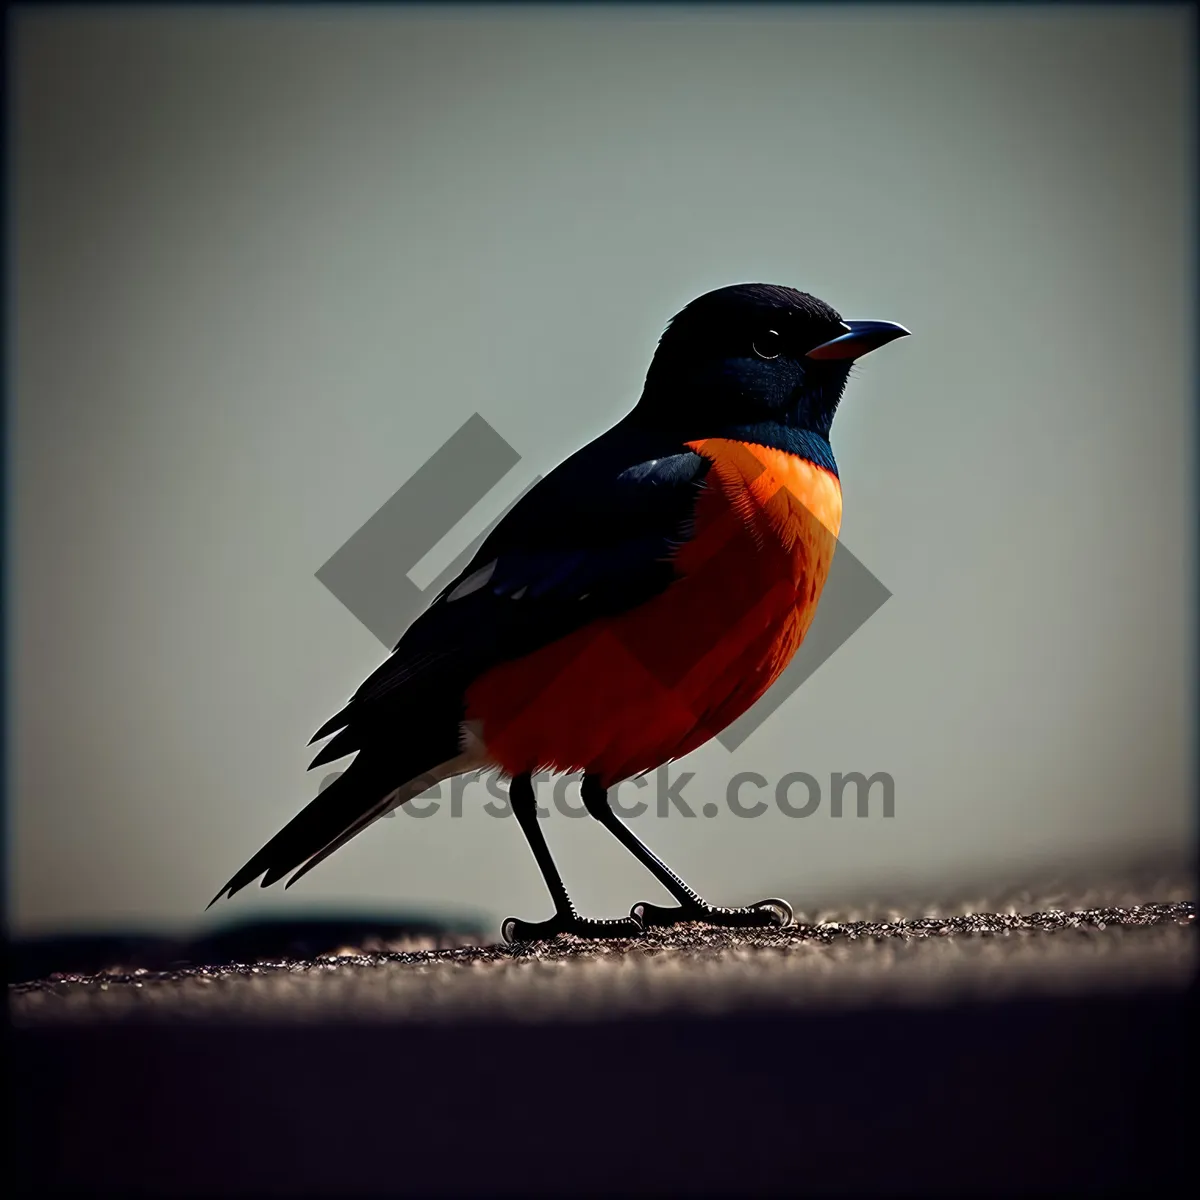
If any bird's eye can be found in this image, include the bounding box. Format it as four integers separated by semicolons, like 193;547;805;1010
752;330;783;361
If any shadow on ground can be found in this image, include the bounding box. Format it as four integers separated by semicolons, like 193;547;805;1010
7;913;487;985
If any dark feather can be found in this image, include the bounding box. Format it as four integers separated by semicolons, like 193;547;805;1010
307;725;363;770
309;704;353;744
209;705;462;905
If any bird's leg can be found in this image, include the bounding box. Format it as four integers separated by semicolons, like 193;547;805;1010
581;774;792;931
501;772;643;943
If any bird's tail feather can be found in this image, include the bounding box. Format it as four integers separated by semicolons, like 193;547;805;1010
208;750;459;908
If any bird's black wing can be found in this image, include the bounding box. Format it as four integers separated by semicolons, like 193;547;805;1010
209;421;710;905
306;421;711;767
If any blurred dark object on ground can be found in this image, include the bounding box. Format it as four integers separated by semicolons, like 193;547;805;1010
7;913;486;984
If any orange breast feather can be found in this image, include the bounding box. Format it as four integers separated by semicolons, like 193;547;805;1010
464;439;842;784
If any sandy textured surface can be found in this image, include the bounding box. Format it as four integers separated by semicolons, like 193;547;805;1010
12;875;1194;1026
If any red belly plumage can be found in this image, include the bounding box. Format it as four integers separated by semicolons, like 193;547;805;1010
464;439;843;785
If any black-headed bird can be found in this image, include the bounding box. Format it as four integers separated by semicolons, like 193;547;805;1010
211;284;908;941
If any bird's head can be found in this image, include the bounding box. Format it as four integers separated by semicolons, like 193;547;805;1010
633;283;908;445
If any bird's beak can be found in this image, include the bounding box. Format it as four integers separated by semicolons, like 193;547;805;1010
806;319;910;361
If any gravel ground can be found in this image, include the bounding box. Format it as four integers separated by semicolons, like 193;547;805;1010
12;877;1194;1025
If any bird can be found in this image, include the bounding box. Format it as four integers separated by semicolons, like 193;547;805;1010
210;283;908;941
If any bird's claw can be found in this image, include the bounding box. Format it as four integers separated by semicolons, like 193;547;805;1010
501;913;645;944
630;897;793;930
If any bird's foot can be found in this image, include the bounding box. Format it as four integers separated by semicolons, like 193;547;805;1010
501;912;644;944
631;897;793;931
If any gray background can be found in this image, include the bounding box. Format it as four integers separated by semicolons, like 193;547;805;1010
10;5;1194;937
